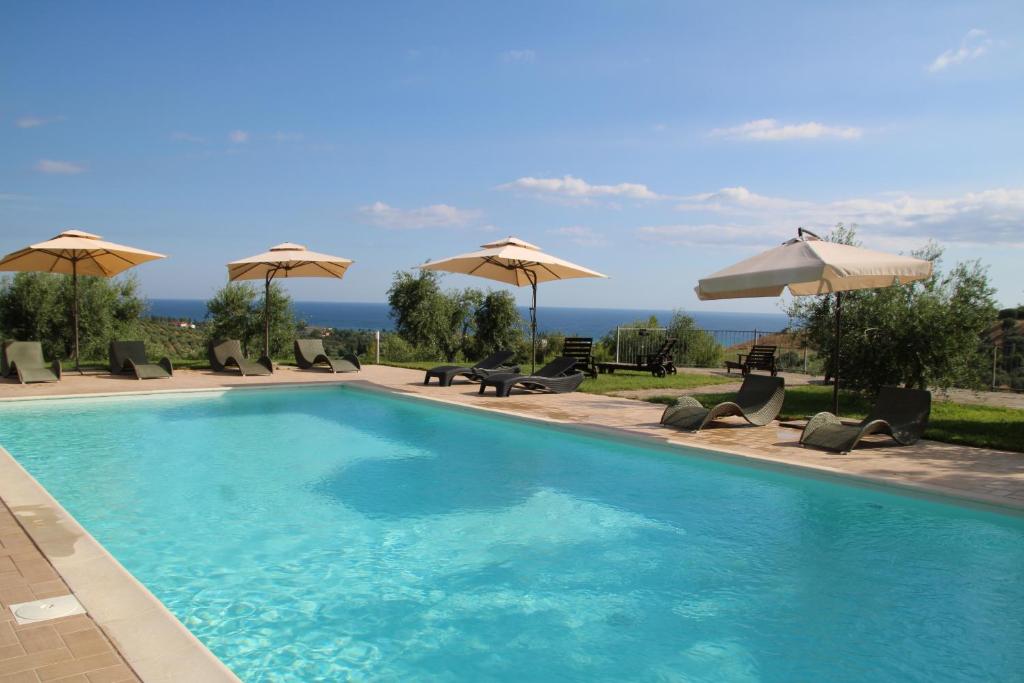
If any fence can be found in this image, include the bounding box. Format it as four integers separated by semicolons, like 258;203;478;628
613;326;813;373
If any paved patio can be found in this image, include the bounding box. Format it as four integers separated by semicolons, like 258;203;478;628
1;364;1022;680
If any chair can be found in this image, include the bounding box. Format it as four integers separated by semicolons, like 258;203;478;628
423;350;518;387
661;375;785;431
294;339;360;373
562;337;598;378
800;386;931;453
597;337;678;377
725;344;778;376
109;341;173;379
478;356;584;397
208;339;272;376
1;341;61;384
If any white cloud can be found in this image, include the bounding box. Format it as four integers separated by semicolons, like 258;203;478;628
228;130;250;144
928;29;992;72
709;118;863;141
16;115;64;129
359;201;482;229
548;226;609;247
502;49;536;64
34;159;85;175
500;175;662;202
637;223;769;247
647;185;1024;247
171;131;205;143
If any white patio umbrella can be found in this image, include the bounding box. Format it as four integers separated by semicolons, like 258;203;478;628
0;229;166;370
696;228;933;413
418;237;607;372
227;242;353;358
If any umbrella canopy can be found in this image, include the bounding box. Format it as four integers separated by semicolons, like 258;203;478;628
695;229;933;413
227;243;354;358
419;237;607;372
0;229;166;369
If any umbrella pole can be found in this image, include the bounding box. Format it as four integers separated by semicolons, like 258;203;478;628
530;277;537;374
833;291;842;414
72;259;81;374
264;273;272;360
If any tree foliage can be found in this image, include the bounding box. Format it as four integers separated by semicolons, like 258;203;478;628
787;225;997;392
386;270;523;362
0;272;143;360
204;282;295;357
598;311;722;367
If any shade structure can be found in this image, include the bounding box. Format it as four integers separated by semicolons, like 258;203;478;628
227;243;354;358
696;229;933;413
419;237;607;372
0;229;166;370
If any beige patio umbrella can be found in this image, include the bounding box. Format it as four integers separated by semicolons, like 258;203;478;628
227;242;353;358
696;228;933;412
419;237;607;372
0;229;166;370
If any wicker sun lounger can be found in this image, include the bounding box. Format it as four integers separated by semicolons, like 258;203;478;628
208;339;272;376
478;356;584;397
109;341;173;379
661;375;785;431
424;350;518;387
294;339;360;373
800;386;931;453
1;341;61;384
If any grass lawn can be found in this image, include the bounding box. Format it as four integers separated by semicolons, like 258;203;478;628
646;384;1024;453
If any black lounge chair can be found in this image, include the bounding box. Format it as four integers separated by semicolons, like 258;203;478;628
109;341;173;379
725;344;778;376
800;386;931;453
478;356;584;397
661;375;785;431
423;350;518;387
1;341;61;384
294;339;360;373
562;337;598;379
597;337;678;377
208;339;272;376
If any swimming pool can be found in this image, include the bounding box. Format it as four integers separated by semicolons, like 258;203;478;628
1;386;1021;681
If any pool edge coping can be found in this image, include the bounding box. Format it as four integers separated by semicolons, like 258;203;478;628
0;445;241;682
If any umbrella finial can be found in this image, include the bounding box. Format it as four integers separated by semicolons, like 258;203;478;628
797;227;822;241
57;229;102;240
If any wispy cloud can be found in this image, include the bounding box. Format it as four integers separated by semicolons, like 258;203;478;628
228;130;250;144
928;29;992;72
641;185;1024;248
548;226;609;247
709;118;863;141
501;49;536;64
34;159;85;175
15;115;64;129
171;131;205;143
500;175;663;202
359;201;482;229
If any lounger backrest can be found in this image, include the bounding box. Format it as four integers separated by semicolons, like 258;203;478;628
3;341;46;375
744;345;777;363
735;374;785;410
295;338;327;363
209;339;244;370
474;349;515;369
109;341;151;373
562;337;594;364
866;386;932;436
537;356;578;378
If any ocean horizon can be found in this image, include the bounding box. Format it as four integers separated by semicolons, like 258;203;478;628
147;298;791;338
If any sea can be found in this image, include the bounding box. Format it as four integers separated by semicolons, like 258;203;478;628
148;299;791;337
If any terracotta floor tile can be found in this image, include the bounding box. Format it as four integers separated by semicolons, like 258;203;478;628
84;665;136;683
15;627;62;655
0;670;40;683
34;652;121;682
0;647;73;676
58;631;109;660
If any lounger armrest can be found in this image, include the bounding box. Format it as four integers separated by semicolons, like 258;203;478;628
52;359;62;380
258;356;274;373
800;411;841;444
159;357;174;376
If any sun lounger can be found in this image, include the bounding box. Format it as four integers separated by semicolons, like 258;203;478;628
1;341;61;384
478;356;584;397
800;386;931;453
562;337;598;379
294;339;360;373
109;341;173;379
661;375;785;431
597;338;678;377
725;344;778;376
208;339;272;376
424;350;518;386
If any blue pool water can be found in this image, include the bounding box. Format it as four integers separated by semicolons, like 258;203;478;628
1;387;1022;682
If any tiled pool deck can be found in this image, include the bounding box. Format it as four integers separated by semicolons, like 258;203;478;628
1;365;1022;680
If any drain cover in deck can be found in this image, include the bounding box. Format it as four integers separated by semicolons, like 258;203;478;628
9;594;86;624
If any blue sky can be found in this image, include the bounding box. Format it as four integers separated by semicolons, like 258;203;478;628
2;1;1023;313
